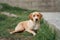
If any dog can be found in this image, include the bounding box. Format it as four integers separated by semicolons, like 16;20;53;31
10;12;42;36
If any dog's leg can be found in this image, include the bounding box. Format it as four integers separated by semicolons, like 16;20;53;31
26;30;36;36
10;31;16;34
10;28;24;34
10;24;25;34
10;30;19;34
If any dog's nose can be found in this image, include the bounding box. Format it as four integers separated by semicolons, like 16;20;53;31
36;19;38;21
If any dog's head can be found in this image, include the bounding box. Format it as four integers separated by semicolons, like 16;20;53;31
29;12;42;22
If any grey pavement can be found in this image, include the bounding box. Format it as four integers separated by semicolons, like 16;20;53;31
41;12;60;30
41;12;60;40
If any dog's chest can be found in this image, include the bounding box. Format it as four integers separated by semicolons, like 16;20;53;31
33;23;40;30
28;20;40;30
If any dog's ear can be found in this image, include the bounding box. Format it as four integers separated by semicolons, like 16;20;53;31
29;13;33;20
39;13;43;19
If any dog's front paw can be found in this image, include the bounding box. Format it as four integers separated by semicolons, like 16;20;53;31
33;33;36;36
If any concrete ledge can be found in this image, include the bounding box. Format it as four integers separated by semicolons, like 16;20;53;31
41;12;60;40
41;12;60;30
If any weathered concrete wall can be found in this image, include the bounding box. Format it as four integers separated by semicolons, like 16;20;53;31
0;0;60;12
41;12;60;40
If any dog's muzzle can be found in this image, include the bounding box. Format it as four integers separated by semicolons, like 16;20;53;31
35;19;38;21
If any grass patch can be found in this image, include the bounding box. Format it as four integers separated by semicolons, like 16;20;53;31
0;3;55;40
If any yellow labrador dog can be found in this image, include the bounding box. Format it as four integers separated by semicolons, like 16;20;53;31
10;12;42;36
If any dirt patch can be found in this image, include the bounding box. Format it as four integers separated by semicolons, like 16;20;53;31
1;12;19;18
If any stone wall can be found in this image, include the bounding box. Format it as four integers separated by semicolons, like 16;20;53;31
0;0;60;12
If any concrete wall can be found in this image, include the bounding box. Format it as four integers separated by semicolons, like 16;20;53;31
41;12;60;40
0;0;60;12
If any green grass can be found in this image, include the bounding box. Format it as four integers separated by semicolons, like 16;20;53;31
0;3;55;40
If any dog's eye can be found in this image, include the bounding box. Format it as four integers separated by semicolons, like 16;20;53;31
33;15;35;17
37;15;39;17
